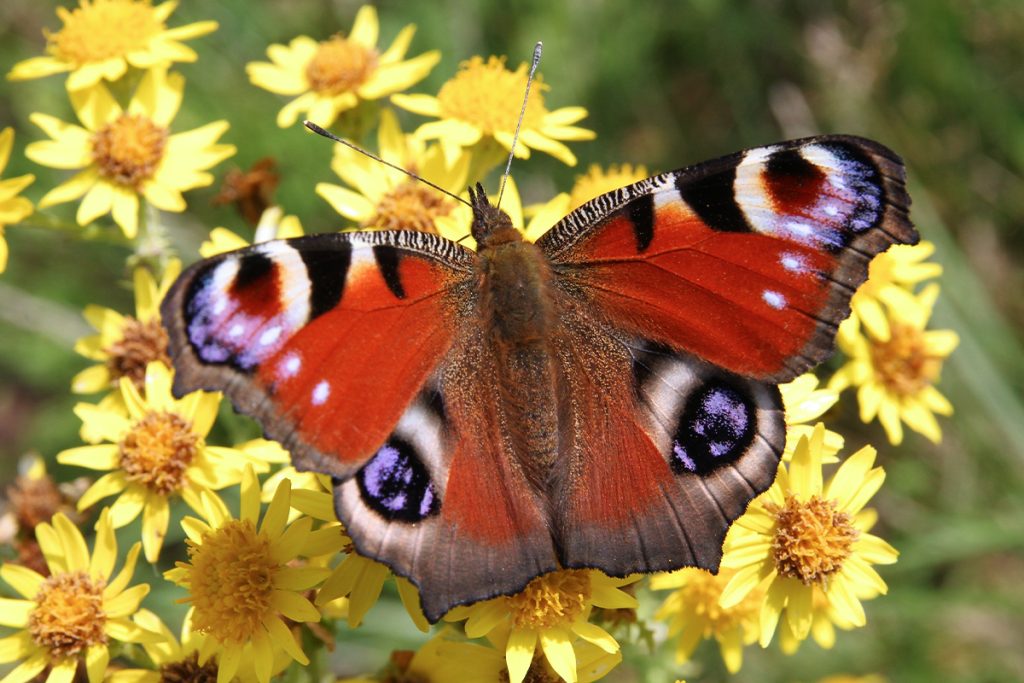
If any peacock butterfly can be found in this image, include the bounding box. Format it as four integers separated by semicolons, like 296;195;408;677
161;134;915;622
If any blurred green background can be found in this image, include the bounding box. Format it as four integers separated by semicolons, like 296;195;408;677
2;1;1023;681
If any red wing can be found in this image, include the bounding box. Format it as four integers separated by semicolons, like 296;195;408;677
161;231;475;478
538;135;916;382
549;302;784;574
333;332;559;623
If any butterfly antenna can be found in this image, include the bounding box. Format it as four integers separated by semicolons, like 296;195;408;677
303;121;472;208
496;41;543;210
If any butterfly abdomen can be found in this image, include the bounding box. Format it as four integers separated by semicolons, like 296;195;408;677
477;229;562;471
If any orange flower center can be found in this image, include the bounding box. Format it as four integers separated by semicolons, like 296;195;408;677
363;181;454;233
186;519;275;645
47;0;162;66
437;56;547;135
29;571;108;658
305;36;378;95
768;495;858;585
118;411;198;495
506;569;591;631
91;113;168;188
870;323;941;396
104;316;171;390
160;652;219;683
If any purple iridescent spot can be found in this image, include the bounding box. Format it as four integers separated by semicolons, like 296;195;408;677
357;439;439;522
671;382;754;475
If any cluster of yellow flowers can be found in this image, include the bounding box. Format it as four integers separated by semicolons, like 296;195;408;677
0;3;955;683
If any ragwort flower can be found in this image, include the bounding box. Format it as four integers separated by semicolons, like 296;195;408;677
57;362;262;562
199;206;305;258
719;424;898;647
288;487;430;631
525;163;651;238
650;567;761;673
393;55;595;167
247;5;440;128
26;68;235;238
445;569;636;683
0;128;36;273
829;284;958;445
780;373;843;463
72;260;178;394
0;510;157;683
7;0;217;92
165;469;329;683
847;241;942;342
316;110;471;242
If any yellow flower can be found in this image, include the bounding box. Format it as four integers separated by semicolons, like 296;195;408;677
199;206;305;258
57;362;263;562
829;284;958;445
848;241;942;342
719;424;899;648
7;0;217;92
72;259;179;394
780;373;844;463
26;68;235;238
445;570;636;683
526;163;651;233
108;608;293;683
288;488;430;632
246;6;440;128
650;568;761;673
0;510;158;683
316;109;472;241
164;469;329;683
393;55;595;167
0;128;35;273
338;629;505;683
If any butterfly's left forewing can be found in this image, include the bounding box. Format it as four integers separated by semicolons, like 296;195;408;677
162;231;475;478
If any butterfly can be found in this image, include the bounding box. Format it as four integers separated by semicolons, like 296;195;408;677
161;135;915;623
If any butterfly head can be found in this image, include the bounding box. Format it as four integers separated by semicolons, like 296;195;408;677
469;183;520;248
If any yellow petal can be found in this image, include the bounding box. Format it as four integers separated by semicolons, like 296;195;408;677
0;599;33;627
391;93;443;117
217;644;241;683
572;621;619;654
58;444;120;470
141;494;170;562
260;477;291;540
54;513;90;571
0;632;34;665
72;364;112;393
110;186;139;238
77;181;115;226
47;657;79;683
264;616;308;665
348;5;379;48
505;627;538;683
0;652;48;683
269;590;320;622
84;644;109;683
77;471;128;511
315;182;374;221
108;485;147;527
90;510;117;581
105;584;150;618
38;168;99;208
540;628;577;683
70;82;122;131
394;576;429;633
7;56;71;80
0;564;44;600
